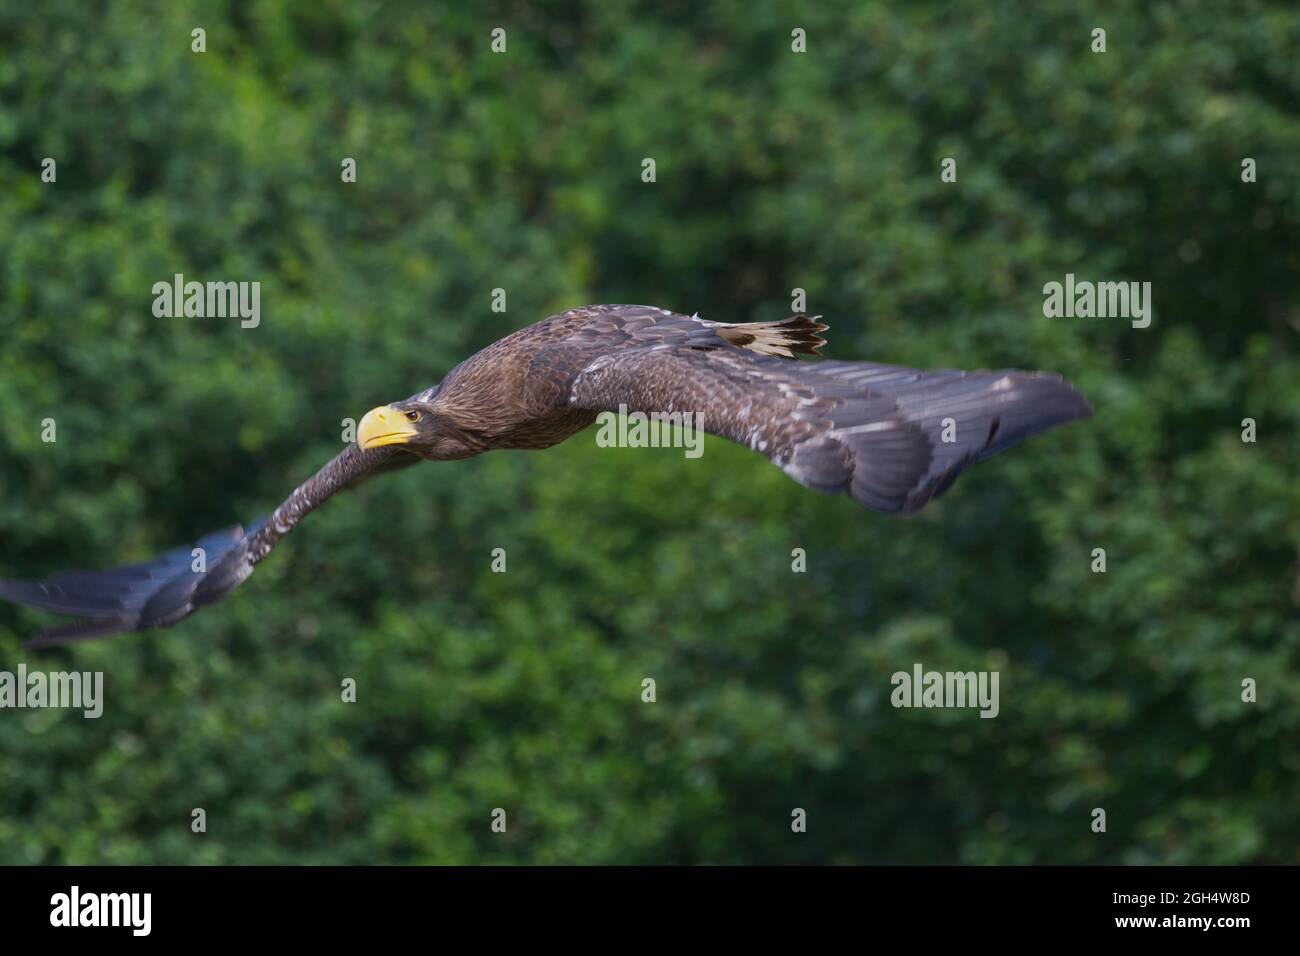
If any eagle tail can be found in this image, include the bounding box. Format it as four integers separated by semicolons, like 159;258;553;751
715;315;828;358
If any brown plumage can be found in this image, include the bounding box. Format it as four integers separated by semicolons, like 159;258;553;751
0;304;1090;645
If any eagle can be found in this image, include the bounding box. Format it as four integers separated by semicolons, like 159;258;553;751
0;304;1091;646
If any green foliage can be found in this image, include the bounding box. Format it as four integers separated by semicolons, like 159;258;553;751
0;0;1296;864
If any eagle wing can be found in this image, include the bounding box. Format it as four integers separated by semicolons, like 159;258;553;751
567;344;1092;515
0;444;419;646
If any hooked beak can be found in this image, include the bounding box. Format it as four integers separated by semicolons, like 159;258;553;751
357;405;418;449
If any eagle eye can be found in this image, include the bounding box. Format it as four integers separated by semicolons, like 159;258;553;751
405;410;422;423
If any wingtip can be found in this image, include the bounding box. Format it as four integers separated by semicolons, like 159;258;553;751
1021;370;1094;423
1053;375;1095;423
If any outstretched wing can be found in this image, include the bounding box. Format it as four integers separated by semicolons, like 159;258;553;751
568;345;1091;514
0;444;419;647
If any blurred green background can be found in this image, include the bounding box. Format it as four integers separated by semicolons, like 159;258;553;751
1;1;1297;864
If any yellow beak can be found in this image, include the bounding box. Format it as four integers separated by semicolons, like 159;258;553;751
357;405;418;449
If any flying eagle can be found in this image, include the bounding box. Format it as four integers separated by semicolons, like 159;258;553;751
0;304;1090;646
